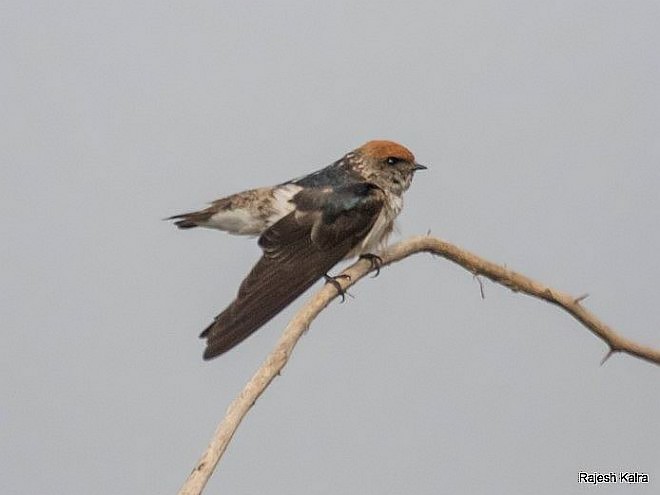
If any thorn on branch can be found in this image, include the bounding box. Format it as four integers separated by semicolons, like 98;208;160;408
543;288;557;301
574;293;589;304
473;274;486;299
600;348;617;366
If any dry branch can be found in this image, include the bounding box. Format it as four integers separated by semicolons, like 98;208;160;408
178;235;660;495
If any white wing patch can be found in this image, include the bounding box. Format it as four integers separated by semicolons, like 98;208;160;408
205;183;301;236
207;209;267;235
271;183;302;217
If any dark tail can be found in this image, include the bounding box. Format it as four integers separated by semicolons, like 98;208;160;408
165;211;213;229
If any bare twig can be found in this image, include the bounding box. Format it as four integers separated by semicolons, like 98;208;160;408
177;235;660;495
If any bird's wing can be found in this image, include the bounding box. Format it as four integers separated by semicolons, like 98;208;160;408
200;182;384;360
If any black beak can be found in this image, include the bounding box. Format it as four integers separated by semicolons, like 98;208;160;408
413;163;428;171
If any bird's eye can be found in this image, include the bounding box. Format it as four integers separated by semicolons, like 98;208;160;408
386;157;400;165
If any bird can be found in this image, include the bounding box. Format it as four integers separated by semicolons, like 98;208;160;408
168;140;427;360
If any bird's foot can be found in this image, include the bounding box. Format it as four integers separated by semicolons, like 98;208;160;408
359;253;383;277
324;273;351;302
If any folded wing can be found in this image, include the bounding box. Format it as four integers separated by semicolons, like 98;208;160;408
201;182;384;359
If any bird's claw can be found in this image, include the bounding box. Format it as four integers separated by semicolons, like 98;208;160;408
324;274;351;302
359;253;383;277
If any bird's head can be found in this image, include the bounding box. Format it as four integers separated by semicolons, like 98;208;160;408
351;140;427;195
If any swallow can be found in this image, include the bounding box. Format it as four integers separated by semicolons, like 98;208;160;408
169;140;427;359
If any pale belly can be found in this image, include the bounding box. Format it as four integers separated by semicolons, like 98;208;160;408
346;194;402;258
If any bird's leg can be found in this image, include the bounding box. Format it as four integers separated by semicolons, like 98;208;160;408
359;253;383;277
324;273;351;302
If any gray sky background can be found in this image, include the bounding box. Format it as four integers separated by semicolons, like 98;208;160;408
2;1;659;493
